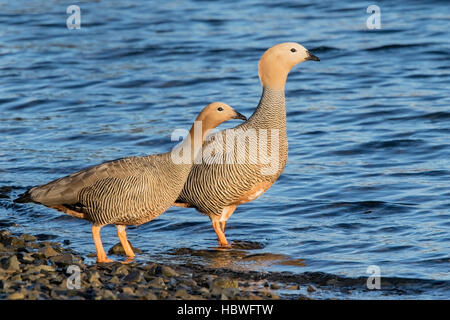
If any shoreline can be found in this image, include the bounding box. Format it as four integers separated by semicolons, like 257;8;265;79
1;229;448;300
0;229;313;300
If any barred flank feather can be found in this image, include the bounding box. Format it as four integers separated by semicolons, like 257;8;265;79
177;88;288;216
18;152;191;225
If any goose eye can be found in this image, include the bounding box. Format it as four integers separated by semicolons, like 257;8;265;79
290;48;297;53
217;107;223;111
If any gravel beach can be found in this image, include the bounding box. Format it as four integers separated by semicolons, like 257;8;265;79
0;229;316;300
2;228;448;300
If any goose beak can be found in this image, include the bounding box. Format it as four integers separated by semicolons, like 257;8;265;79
233;111;247;121
306;51;320;61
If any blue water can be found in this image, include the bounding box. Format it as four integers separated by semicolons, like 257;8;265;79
0;0;449;298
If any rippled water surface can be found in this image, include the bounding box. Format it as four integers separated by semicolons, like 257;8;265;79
0;0;449;298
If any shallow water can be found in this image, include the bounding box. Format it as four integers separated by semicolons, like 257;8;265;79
0;0;449;299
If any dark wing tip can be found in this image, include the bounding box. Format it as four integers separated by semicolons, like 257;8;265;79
13;191;32;203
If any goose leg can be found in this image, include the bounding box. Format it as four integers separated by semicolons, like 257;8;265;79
92;225;114;263
214;205;236;247
212;220;230;248
219;204;236;234
219;221;227;233
116;224;135;263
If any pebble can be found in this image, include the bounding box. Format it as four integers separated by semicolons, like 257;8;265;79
50;253;80;265
148;277;166;289
113;264;129;276
102;289;117;300
174;288;192;299
122;270;144;283
20;234;37;242
286;284;300;290
18;252;35;264
270;282;281;290
108;241;142;256
2;255;21;272
307;285;317;293
157;265;179;278
38;246;59;258
122;287;135;295
8;292;25;300
210;277;239;296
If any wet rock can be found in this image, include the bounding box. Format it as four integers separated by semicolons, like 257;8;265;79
0;279;11;291
50;289;68;299
211;277;238;289
174;288;194;299
109;276;121;284
108;241;142;256
0;230;12;244
307;285;317;293
113;264;129;276
28;242;40;249
222;288;238;299
25;264;55;274
326;278;338;286
182;278;197;288
270;293;281;299
0;271;8;281
122;286;135;295
87;271;102;287
122;270;144;283
26;290;41;300
102;289;117;300
18;252;35;264
0;233;24;248
2;255;21;272
38;246;59;258
8;292;25;300
199;274;217;284
50;253;80;265
270;283;281;290
157;290;169;299
10;274;22;282
210;277;238;296
143;291;157;300
148;277;166;289
198;287;210;296
155;265;179;278
35;277;50;287
20;234;37;242
0;186;12;197
286;284;300;290
35;234;58;241
117;293;133;300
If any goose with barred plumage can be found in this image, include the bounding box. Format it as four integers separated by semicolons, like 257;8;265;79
14;102;246;262
175;43;320;247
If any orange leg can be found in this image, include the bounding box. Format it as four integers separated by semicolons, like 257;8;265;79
212;220;230;248
219;220;227;234
92;225;114;263
116;224;135;263
219;205;237;233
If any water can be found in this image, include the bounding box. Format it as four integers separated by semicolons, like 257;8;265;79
0;0;449;299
